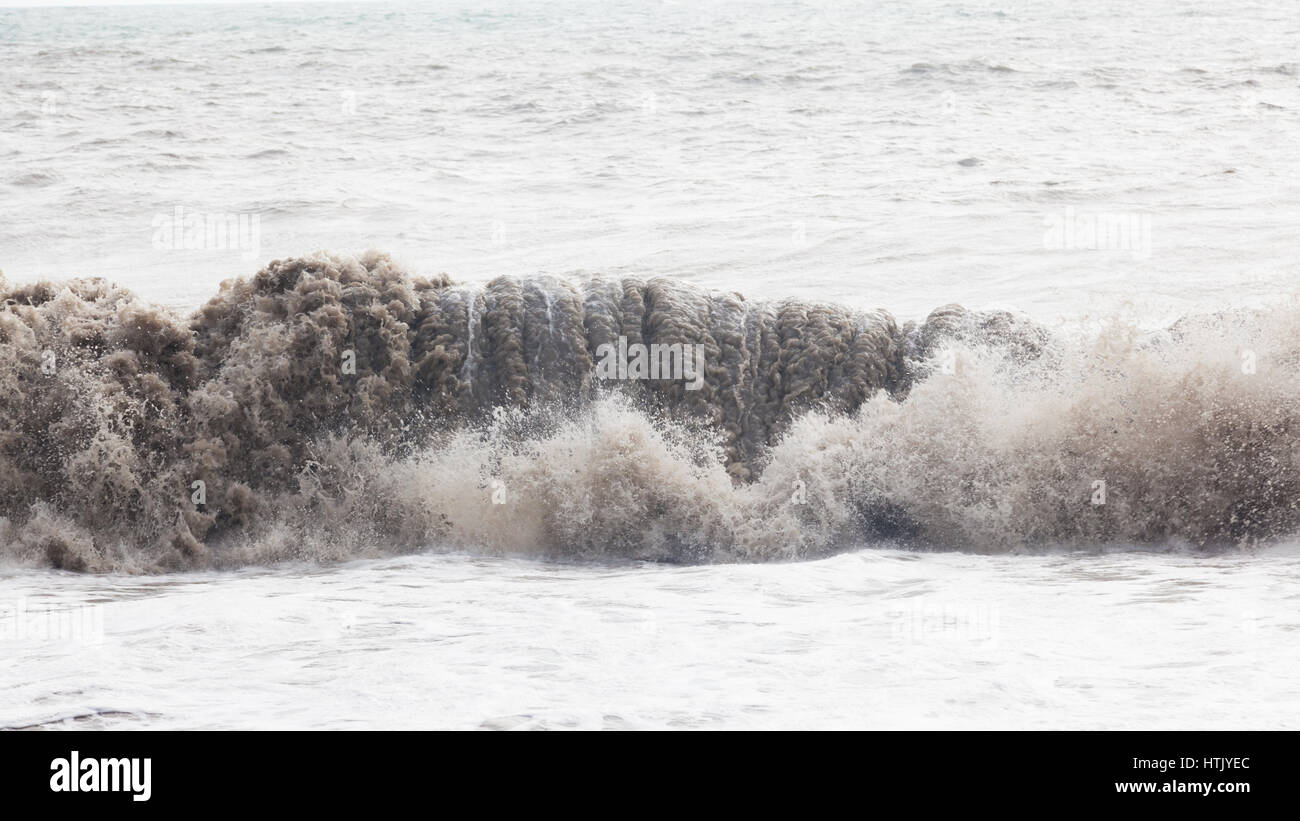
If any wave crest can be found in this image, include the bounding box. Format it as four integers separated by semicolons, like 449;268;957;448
1;253;1296;571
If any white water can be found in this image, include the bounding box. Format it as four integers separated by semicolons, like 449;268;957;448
5;546;1300;730
3;0;1300;729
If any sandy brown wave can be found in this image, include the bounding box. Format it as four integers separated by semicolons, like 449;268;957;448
0;252;1295;571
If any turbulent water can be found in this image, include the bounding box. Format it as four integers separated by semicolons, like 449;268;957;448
2;253;1298;573
2;0;1300;729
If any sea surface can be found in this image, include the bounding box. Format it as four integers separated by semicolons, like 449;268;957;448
2;0;1299;729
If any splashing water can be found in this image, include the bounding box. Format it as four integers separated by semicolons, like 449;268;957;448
1;252;1296;572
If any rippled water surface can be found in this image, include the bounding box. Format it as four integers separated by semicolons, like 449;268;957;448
2;0;1298;319
2;0;1299;729
5;546;1300;730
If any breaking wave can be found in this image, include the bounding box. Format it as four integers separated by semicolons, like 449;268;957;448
1;252;1297;572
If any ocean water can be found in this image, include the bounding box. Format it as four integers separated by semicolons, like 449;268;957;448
2;0;1300;729
5;548;1300;730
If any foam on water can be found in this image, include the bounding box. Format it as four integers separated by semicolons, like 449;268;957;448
1;253;1297;572
3;0;1299;729
6;546;1300;730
